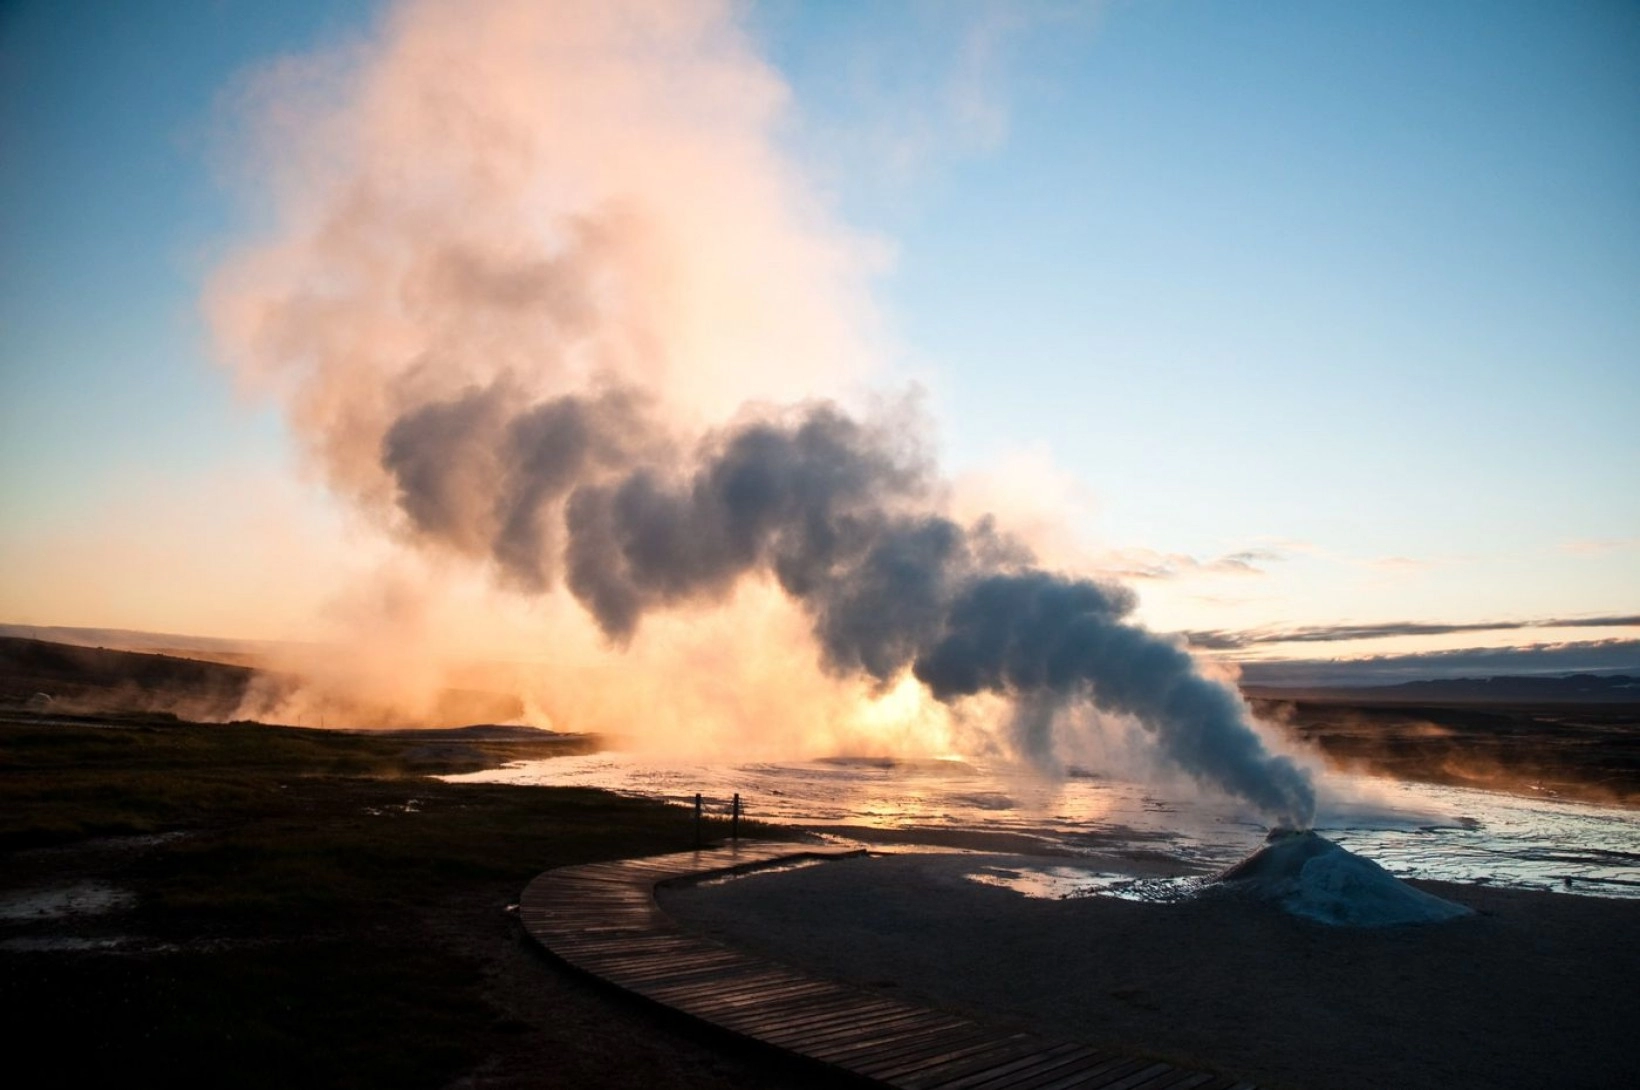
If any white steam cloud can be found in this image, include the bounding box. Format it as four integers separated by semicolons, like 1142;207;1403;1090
208;0;1314;827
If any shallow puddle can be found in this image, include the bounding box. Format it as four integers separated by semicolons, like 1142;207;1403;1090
0;882;134;921
0;935;133;952
965;863;1203;903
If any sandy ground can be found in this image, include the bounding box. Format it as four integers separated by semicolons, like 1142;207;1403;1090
660;851;1639;1090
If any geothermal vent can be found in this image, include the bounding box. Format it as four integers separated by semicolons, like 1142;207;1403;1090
1214;830;1473;927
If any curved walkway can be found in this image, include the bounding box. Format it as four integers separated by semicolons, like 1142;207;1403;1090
521;841;1259;1090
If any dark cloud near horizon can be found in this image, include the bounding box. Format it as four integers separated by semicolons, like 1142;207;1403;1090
1238;639;1640;688
1187;615;1640;651
378;389;1317;825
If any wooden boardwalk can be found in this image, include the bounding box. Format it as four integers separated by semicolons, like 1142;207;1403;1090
520;841;1259;1090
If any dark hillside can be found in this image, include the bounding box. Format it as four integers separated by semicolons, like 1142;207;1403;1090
0;636;252;719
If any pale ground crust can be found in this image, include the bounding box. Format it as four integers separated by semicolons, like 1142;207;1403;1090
661;851;1640;1090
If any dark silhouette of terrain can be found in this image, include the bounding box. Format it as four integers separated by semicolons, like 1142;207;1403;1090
0;636;252;719
4;634;1636;804
1249;682;1640;806
1245;672;1640;704
0;636;523;728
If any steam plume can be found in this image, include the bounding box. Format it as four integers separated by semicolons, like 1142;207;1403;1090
208;0;1315;826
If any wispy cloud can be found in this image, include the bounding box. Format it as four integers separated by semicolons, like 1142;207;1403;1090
1187;614;1640;650
1099;546;1285;581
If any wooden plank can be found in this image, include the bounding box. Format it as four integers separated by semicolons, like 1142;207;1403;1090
656;976;840;1011
972;1052;1137;1090
529;900;652;916
1085;1062;1176;1090
547;927;658;944
1125;1072;1216;1090
552;934;714;959
825;1021;996;1073
535;873;653;887
760;1006;947;1051
593;950;750;980
532;898;655;914
1028;1057;1154;1090
761;1013;938;1057
532;894;654;909
569;939;731;968
542;926;655;944
986;1052;1141;1090
544;934;658;956
535;876;653;889
760;1002;947;1044
641;961;811;994
518;845;1254;1090
531;921;653;939
711;983;905;1029
591;953;751;987
726;991;916;1029
892;1036;1052;1088
648;971;833;1009
667;982;849;1019
537;894;654;909
604;959;783;994
811;1017;981;1069
673;986;858;1025
860;1032;1037;1082
548;864;632;876
716;979;890;1014
543;870;645;883
921;1042;1090;1090
614;961;785;994
720;993;907;1036
639;965;808;1001
945;1043;1106;1090
582;946;743;976
545;929;699;950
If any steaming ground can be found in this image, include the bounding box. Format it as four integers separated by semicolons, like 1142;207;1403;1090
450;754;1640;898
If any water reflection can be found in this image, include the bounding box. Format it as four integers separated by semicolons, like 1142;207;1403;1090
967;864;1204;903
445;755;1640;898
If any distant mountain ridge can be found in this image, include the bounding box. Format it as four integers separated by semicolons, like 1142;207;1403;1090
7;621;1638;707
1245;672;1640;704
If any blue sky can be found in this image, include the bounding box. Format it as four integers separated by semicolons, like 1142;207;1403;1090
2;0;1637;665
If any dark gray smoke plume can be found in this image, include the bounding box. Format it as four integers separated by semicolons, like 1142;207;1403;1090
380;388;1316;827
207;0;1313;825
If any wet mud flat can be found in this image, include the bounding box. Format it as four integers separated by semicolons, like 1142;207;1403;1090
662;850;1640;1090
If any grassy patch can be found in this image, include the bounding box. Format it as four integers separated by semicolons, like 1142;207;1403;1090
0;714;776;1088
